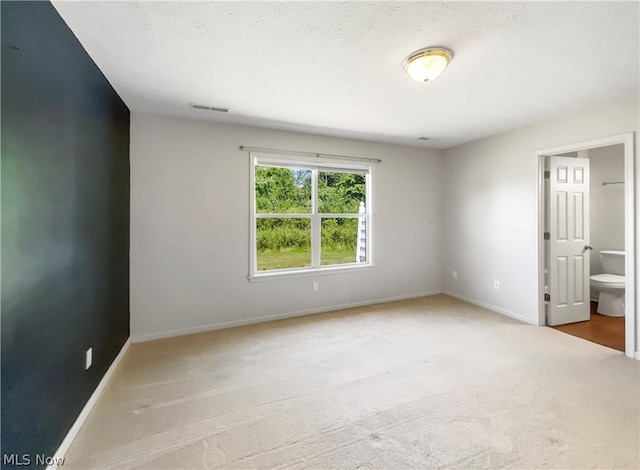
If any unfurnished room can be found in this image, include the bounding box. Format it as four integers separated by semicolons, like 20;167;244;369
2;1;639;469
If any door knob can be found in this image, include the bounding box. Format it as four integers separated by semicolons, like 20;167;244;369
585;244;594;251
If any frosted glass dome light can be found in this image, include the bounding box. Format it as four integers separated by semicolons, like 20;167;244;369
403;47;453;83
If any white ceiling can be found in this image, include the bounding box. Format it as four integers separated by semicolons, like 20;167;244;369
52;1;639;149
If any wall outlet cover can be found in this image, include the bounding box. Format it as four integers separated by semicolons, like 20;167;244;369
85;348;92;370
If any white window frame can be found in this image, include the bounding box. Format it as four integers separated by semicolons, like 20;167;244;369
249;152;374;280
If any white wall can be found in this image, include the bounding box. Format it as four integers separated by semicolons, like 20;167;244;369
589;144;625;279
130;113;443;340
442;95;639;326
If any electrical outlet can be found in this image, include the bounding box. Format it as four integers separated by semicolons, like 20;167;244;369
493;280;500;290
312;281;319;292
452;271;457;279
85;348;93;370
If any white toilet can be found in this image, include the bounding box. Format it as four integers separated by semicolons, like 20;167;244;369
590;250;625;317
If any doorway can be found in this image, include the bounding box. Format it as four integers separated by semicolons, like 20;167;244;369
536;133;636;358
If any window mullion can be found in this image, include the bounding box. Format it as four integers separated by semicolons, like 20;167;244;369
312;169;321;268
255;213;311;218
318;213;362;218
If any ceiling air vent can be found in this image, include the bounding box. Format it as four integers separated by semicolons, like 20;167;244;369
418;137;430;141
189;103;230;113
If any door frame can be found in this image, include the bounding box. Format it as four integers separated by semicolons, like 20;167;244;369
536;132;636;358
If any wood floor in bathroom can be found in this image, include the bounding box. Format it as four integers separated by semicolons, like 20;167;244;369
551;301;625;352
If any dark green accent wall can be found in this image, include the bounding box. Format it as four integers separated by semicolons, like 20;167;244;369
1;2;130;467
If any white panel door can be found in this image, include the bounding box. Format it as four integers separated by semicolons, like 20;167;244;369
548;156;591;326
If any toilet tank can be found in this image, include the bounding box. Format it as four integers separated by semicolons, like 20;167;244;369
600;250;625;275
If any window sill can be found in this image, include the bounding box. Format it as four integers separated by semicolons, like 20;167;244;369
248;264;376;282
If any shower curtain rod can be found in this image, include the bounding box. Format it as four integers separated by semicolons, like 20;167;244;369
239;146;382;164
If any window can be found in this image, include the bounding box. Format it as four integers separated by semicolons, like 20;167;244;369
250;153;373;278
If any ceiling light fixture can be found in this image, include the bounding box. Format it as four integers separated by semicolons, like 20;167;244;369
403;47;453;83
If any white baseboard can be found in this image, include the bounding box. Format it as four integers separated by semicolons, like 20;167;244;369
46;339;130;470
131;290;444;343
443;291;536;325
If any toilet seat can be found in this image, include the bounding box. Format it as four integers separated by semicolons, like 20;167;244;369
590;273;625;288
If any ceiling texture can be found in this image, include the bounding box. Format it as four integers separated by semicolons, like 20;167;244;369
52;1;639;149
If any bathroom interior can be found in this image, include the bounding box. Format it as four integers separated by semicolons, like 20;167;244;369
550;144;626;352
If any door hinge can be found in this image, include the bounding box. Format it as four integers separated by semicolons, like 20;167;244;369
544;293;550;302
544;232;550;240
544;171;550;179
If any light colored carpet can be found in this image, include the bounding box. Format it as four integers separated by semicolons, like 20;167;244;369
64;295;639;469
